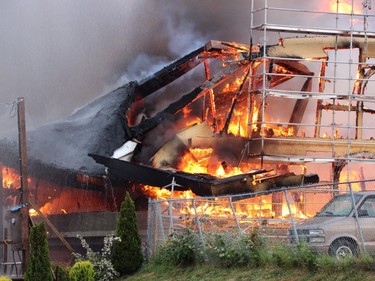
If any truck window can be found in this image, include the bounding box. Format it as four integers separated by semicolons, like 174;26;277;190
316;193;363;217
359;197;375;217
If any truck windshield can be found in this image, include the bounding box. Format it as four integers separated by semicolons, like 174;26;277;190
316;194;363;217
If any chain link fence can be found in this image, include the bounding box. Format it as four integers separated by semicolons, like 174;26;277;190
147;179;375;259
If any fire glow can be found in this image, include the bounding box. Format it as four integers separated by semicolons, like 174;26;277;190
2;166;20;189
1;164;111;217
328;0;362;14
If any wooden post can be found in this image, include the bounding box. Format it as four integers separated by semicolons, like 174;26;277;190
0;164;3;263
17;97;30;274
3;229;8;275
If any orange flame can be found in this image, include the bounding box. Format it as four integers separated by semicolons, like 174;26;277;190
227;109;248;137
177;147;245;178
141;185;195;200
182;107;192;118
339;170;362;191
174;194;310;220
2;166;20;189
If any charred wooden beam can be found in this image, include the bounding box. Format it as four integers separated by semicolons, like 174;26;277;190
129;62;244;140
220;66;251;135
288;77;313;134
211;173;319;196
319;103;375;114
137;47;204;98
89;153;318;197
89;153;222;196
319;103;357;112
204;40;250;54
274;60;313;76
314;60;327;137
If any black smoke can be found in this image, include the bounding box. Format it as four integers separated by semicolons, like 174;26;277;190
0;0;250;136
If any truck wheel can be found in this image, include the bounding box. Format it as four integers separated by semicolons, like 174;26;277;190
329;239;357;259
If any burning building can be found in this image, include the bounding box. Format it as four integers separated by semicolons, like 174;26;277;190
1;0;375;272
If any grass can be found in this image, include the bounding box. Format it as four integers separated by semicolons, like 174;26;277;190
115;231;375;281
119;263;375;281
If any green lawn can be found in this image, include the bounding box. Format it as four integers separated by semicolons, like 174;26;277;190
119;264;375;281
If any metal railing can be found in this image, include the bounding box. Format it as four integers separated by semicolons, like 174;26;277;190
147;179;375;259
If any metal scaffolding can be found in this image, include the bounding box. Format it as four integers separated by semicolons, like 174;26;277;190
247;0;375;183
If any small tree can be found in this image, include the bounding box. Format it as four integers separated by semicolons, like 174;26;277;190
111;192;143;275
69;260;95;281
24;222;53;281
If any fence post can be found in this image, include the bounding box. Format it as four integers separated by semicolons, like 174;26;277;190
146;199;156;258
284;190;299;243
229;197;242;234
168;201;174;236
192;199;205;247
156;201;165;242
349;183;367;255
168;178;176;236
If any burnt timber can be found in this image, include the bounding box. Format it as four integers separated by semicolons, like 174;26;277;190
190;137;375;162
2;35;375;194
90;153;319;196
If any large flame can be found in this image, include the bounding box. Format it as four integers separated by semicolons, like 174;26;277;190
177;147;244;178
172;191;312;222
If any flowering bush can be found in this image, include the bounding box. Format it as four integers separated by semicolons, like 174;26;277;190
73;234;120;281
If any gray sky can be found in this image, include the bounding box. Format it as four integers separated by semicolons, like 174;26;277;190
0;0;250;135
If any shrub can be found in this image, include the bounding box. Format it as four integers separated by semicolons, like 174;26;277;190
205;232;245;267
52;263;70;281
246;231;269;267
271;243;296;269
73;234;119;281
112;192;143;275
355;255;375;271
154;229;203;266
69;260;95;281
270;242;317;270
315;254;338;273
294;242;317;270
0;276;12;281
204;231;265;268
24;222;54;281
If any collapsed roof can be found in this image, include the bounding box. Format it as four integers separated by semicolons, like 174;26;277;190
3;36;375;191
0;83;136;188
0;43;234;188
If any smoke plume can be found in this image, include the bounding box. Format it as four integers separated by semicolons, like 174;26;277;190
0;0;250;136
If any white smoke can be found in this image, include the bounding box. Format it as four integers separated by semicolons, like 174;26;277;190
112;1;211;88
112;54;170;90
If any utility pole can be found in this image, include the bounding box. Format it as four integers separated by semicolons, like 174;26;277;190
17;97;30;274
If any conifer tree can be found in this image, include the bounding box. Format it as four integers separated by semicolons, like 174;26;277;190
111;192;143;275
24;222;53;281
